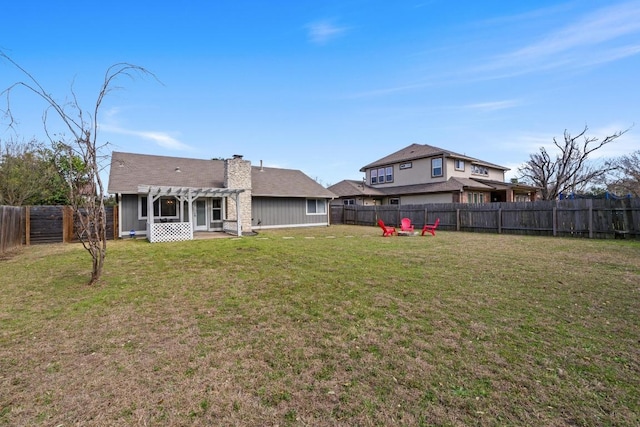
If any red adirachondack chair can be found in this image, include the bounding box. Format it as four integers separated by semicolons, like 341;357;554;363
421;218;440;236
377;219;397;237
400;217;414;232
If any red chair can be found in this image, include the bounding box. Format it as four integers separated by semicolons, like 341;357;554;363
421;218;440;236
377;219;397;237
400;218;414;232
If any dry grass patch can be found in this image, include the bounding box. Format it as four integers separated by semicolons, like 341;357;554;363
1;225;639;426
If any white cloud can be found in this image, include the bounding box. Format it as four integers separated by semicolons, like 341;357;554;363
306;20;349;44
101;124;193;151
480;1;640;75
463;99;521;112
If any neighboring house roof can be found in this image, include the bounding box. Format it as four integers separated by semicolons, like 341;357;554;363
360;143;509;172
470;178;540;193
371;177;495;197
328;177;535;199
107;151;335;199
327;179;386;198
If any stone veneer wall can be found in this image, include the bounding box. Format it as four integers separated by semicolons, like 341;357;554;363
224;155;252;233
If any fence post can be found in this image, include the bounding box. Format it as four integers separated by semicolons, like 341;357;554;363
456;208;460;231
587;199;593;239
552;206;557;237
497;207;502;234
63;206;74;243
113;205;119;240
24;206;31;246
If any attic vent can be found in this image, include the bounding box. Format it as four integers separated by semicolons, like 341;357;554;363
175;167;181;173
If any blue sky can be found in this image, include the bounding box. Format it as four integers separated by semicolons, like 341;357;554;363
2;0;639;187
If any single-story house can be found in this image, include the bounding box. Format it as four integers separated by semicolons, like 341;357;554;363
107;151;336;242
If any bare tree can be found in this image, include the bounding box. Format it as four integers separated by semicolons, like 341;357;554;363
607;150;640;197
518;125;629;200
1;51;154;284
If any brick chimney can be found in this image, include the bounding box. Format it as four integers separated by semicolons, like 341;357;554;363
224;155;252;233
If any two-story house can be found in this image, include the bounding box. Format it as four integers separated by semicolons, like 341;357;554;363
329;143;538;205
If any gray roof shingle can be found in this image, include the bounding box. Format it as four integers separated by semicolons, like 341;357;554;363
360;143;508;171
108;152;335;199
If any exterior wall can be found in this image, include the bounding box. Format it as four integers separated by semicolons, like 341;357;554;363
224;156;252;233
367;157;441;188
366;157;506;188
397;193;454;205
462;190;492;204
471;165;505;181
330;197;380;206
251;197;330;229
120;194;147;236
119;194;193;237
447;158;468;178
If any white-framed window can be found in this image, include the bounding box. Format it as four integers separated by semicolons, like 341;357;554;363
306;199;327;215
467;192;485;204
371;166;393;184
139;196;179;220
211;198;222;221
432;158;443;177
471;164;489;176
455;159;465;171
343;199;355;205
389;198;400;205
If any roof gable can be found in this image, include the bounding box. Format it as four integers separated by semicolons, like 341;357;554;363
360;143;508;171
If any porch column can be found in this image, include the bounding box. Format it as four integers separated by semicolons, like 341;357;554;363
180;193;185;222
235;192;242;237
147;190;153;242
187;189;194;230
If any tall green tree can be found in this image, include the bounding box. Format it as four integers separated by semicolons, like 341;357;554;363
0;138;66;205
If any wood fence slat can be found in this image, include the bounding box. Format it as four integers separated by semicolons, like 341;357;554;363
0;205;118;248
330;198;640;239
0;206;24;254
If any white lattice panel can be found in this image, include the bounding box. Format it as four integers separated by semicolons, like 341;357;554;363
149;222;193;243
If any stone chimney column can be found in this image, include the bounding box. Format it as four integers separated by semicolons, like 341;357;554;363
224;155;252;233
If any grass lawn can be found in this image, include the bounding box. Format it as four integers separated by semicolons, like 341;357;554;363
1;225;639;426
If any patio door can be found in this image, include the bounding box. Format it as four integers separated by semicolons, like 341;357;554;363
194;199;208;231
210;198;223;231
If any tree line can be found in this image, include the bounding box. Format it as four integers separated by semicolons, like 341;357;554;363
0;138;91;206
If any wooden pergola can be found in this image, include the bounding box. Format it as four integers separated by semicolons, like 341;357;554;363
138;185;245;242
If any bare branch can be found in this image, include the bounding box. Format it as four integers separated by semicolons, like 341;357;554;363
518;125;631;200
1;50;155;285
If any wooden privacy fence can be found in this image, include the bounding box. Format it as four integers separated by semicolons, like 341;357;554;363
0;206;24;254
0;205;118;251
331;198;640;239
